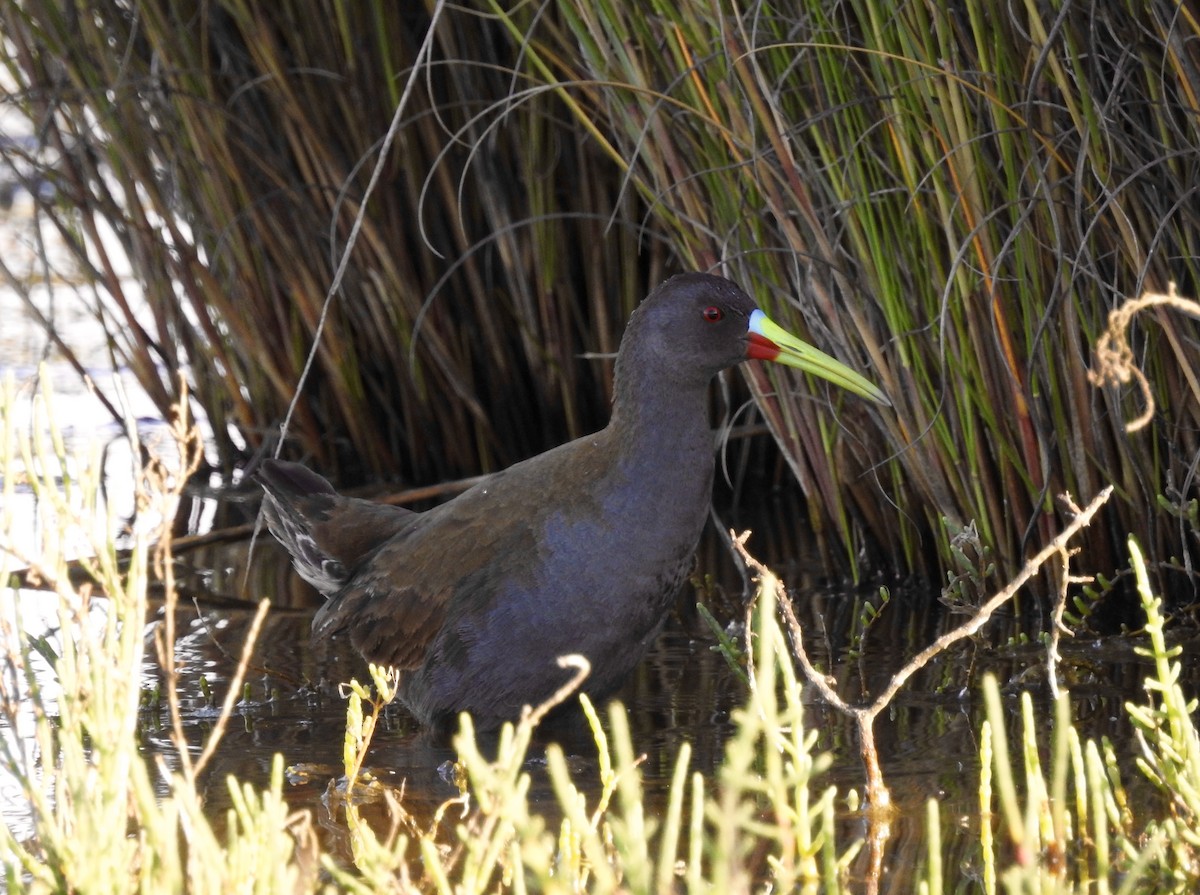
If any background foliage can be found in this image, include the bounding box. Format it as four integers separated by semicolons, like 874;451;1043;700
4;1;1200;602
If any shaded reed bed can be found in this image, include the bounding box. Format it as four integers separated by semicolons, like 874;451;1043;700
3;2;1200;613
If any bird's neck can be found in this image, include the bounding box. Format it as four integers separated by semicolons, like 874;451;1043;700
606;372;716;472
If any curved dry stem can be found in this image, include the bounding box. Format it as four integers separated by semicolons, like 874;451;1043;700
1089;283;1200;432
524;652;591;727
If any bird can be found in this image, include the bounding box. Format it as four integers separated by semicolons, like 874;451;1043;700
258;272;887;731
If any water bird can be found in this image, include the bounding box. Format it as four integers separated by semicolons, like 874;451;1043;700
259;272;887;730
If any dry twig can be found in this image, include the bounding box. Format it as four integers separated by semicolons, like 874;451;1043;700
732;484;1113;810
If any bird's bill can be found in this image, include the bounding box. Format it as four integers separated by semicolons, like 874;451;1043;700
747;309;890;406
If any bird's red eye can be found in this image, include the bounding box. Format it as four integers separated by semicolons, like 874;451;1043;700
702;306;724;322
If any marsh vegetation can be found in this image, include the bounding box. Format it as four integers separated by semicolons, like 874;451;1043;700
4;1;1200;890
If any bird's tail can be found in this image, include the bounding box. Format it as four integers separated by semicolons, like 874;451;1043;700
258;460;347;595
257;459;414;597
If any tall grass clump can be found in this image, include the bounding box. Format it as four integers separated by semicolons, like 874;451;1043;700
6;2;1200;598
501;2;1200;594
0;2;669;485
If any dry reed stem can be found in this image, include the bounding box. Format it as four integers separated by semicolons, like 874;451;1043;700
732;483;1112;810
1046;514;1094;702
275;0;448;453
1089;284;1200;432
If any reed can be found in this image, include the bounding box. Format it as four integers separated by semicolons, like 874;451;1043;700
0;1;666;487
5;2;1200;594
498;1;1200;590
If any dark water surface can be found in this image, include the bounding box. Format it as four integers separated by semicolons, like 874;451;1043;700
145;495;1179;892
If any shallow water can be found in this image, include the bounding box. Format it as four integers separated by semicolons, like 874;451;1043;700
138;505;1181;891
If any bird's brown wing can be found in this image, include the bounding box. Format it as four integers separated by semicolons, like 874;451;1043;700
309;468;537;670
312;578;453;670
